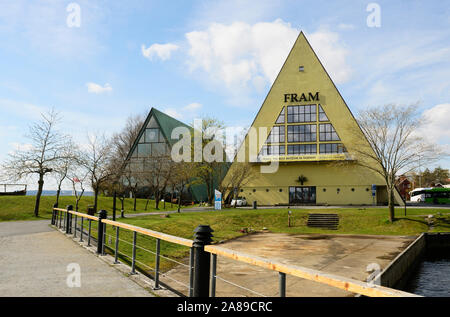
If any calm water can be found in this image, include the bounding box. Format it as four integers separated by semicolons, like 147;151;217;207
405;252;450;297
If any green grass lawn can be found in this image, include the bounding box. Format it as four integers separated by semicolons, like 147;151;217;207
0;195;195;222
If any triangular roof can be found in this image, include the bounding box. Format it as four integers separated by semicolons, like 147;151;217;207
231;30;363;163
125;107;191;161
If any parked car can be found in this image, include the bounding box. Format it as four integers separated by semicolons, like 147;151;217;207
231;197;247;207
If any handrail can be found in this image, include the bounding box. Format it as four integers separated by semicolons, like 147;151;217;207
53;208;99;221
205;244;420;297
68;210;99;221
102;219;194;248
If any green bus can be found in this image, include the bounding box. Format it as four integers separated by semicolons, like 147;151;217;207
424;187;450;204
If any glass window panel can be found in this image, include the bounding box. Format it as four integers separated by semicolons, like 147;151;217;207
319;143;346;154
145;128;159;143
319;124;340;141
318;105;329;122
147;116;159;128
138;144;151;157
275;108;285;124
152;143;166;156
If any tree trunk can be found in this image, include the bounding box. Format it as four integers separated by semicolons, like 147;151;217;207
133;191;137;211
155;192;160;209
145;197;150;211
94;187;99;212
388;187;395;223
55;186;61;206
34;175;45;217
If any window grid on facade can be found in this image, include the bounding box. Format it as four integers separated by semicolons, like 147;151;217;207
319;123;340;141
258;104;347;158
287;105;317;123
319;143;346;154
287;144;317;155
260;145;285;156
275;107;285;124
318;105;329;122
266;126;285;144
287;124;316;142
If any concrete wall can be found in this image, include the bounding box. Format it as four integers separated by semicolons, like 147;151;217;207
380;234;426;289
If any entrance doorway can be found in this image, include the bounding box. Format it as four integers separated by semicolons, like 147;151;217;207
289;186;316;204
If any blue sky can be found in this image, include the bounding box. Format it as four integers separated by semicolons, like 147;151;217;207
0;0;449;189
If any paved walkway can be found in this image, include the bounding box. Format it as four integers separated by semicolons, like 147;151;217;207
0;220;153;297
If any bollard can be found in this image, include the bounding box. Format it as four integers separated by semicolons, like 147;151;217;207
192;225;214;297
279;272;286;297
66;205;73;234
253;201;257;209
97;210;107;255
51;203;58;225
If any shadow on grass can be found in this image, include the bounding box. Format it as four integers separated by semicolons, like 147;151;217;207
393;217;428;226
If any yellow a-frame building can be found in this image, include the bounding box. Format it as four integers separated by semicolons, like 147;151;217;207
224;31;404;206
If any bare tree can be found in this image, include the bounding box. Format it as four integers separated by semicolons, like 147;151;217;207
346;104;442;222
81;133;113;212
192;117;227;205
53;140;78;207
109;114;145;211
2;109;68;216
221;162;255;207
67;168;89;212
140;152;174;210
171;161;196;212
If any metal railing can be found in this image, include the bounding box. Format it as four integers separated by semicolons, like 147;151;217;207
52;206;196;296
51;205;420;298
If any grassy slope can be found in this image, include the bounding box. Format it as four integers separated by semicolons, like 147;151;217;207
0;195;193;221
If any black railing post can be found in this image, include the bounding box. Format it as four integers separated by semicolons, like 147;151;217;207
97;210;107;255
66;205;73;234
192;225;214;297
51;203;58;225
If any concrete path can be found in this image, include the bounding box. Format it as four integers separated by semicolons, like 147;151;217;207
0;220;153;297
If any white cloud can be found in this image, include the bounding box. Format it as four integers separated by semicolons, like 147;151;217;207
307;29;352;84
163;108;183;120
8;142;34;154
183;102;202;111
86;82;112;94
142;43;179;61
184;20;352;100
338;23;355;30
420;104;450;144
163;102;204;122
